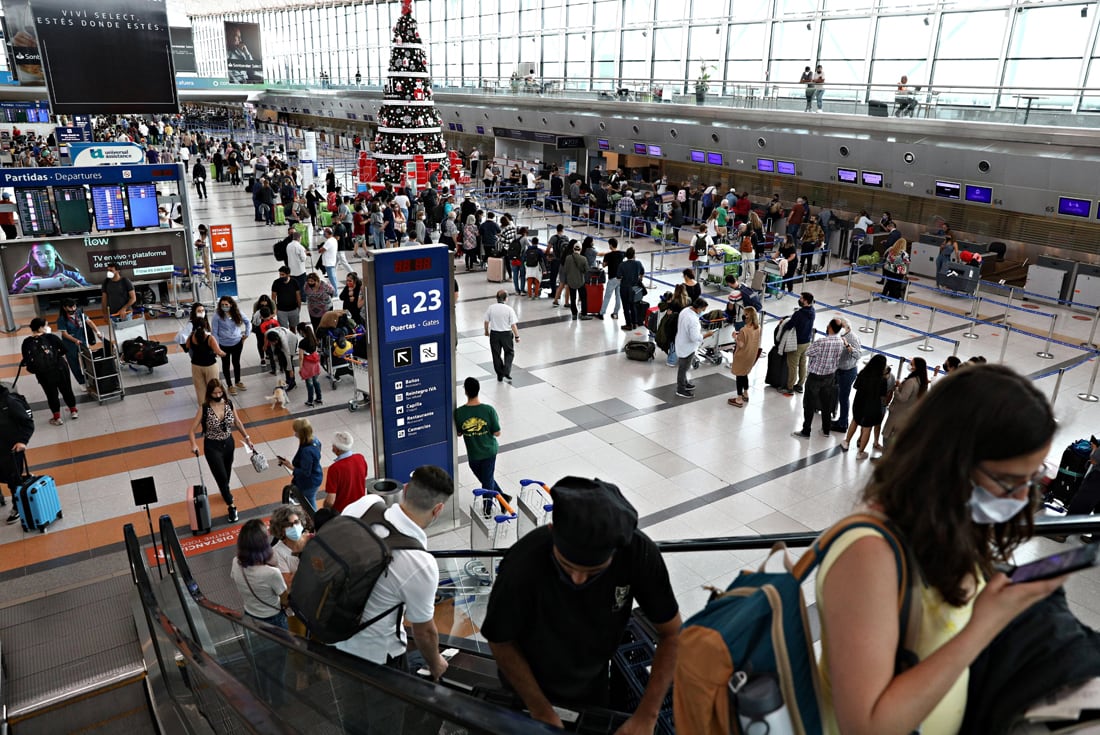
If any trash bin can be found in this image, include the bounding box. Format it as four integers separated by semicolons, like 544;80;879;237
368;478;402;507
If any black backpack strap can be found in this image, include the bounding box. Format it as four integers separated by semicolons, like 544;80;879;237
353;503;425;639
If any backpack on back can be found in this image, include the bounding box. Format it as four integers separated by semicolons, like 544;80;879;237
525;248;541;268
23;336;59;375
289;503;423;644
673;514;920;735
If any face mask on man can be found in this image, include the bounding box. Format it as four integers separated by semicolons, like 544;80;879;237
968;483;1029;525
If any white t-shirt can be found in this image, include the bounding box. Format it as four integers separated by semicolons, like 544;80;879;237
484;302;518;333
178;146;190;162
321;237;339;267
393;194;410;212
230;559;287;618
855;216;874;232
271;541;299;575
675;307;705;357
334;496;438;664
286;241;309;276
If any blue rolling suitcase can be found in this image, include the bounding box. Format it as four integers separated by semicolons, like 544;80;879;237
14;455;61;533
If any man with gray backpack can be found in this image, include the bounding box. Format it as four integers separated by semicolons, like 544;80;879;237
291;465;453;733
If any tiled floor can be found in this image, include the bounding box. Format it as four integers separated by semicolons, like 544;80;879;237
2;139;1100;641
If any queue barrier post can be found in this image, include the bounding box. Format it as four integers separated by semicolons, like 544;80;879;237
952;339;960;357
871;319;883;349
1077;355;1100;403
1036;313;1057;360
839;265;855;306
998;322;1012;364
1050;368;1066;409
895;278;911;321
648;252;655;289
967;282;982;319
1083;306;1100;350
917;308;937;353
1002;286;1015;324
897;355;907;375
860;294;877;334
963;298;982;339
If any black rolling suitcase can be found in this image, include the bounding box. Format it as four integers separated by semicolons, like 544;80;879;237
1044;438;1093;511
764;345;788;390
937;262;981;295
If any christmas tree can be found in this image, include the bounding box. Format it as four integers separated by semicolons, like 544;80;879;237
373;0;447;183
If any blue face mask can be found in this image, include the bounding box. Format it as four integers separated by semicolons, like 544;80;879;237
285;523;303;542
968;483;1029;525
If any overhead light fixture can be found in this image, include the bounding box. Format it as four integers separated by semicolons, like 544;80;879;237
923;16;930;25
1083;6;1089;17
806;23;811;30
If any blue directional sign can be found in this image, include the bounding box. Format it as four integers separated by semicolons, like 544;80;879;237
367;245;455;483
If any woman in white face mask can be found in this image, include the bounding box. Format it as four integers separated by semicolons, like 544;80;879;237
268;504;317;688
815;364;1069;735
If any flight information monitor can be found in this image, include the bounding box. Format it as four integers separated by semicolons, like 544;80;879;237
15;188;55;236
91;185;127;231
1058;196;1091;218
757;158;775;173
126;184;159;229
837;168;858;183
965;185;993;204
54;186;92;234
777;161;796;175
706;152;723;165
935;181;961;199
690;150;705;163
862;171;884;188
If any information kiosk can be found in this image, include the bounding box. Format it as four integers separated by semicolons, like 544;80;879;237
362;244;456;483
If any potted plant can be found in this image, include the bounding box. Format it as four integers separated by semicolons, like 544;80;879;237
695;62;714;105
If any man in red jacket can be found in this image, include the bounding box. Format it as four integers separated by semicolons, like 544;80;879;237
322;431;367;513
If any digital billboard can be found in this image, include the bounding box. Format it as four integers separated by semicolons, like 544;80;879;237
225;21;264;84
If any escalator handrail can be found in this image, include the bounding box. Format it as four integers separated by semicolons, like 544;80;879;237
429;513;1100;559
157;515;560;735
124;523;302;735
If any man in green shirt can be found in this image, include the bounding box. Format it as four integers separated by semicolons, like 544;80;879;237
454;377;511;504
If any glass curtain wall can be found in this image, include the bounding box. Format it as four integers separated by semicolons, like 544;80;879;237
188;0;1100;109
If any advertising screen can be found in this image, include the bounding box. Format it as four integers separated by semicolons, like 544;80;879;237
3;230;186;295
707;152;723;165
32;0;177;114
1058;196;1091;218
15;188;54;236
633;143;647;154
777;161;796;175
54;186;91;235
169;26;196;74
935;181;961;199
0;0;43;84
91;185;126;231
756;158;775;173
225;21;263;84
862;171;884;188
965;185;993;204
837;168;858;183
647;145;662;157
597;138;610;151
126;184;159;229
690;150;705;163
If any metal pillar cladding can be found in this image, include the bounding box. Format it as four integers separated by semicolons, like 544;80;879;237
999;322;1013;363
918;308;937;352
839;265;855;305
1078;355;1100;403
895;278;911;321
1050;368;1066;409
859;295;877;333
963;298;983;339
1036;312;1057;360
1083;306;1100;350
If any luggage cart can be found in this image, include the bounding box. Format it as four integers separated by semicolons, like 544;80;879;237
468;489;517;583
111;317;152;373
694;313;735;368
517;479;553;539
346;356;371;412
80;340;124;404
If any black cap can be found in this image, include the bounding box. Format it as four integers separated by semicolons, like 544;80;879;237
551;477;638;566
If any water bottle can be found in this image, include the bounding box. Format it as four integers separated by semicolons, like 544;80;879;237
736;673;796;735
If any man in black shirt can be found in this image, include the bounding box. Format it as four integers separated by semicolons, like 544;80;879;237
482;477;680;732
597;237;625;320
100;264;136;323
270;266;301;331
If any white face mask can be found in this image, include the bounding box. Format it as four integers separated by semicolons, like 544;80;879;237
968;483;1029;525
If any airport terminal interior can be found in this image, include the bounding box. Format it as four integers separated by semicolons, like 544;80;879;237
0;0;1099;732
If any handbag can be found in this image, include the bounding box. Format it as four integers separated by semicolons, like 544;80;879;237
250;450;269;473
688;247;698;262
741;236;755;254
631;285;647;301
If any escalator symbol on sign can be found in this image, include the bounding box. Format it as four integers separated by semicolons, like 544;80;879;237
393;347;413;368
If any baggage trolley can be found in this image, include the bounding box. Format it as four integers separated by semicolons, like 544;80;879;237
468;489;517;582
79;340;124;404
346;356;371;412
695;313;735;367
517;479;553;539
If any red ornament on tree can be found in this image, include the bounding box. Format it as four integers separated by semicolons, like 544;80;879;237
401;0;413;15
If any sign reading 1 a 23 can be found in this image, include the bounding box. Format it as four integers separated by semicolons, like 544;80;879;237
382;278;446;340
